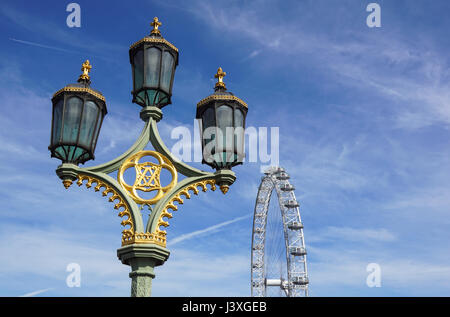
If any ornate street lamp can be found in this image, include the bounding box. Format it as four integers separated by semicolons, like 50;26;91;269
49;60;107;188
49;18;248;297
196;67;248;181
129;17;178;109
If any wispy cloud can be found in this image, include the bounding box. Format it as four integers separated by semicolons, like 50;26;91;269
2;0;450;297
241;49;262;62
8;38;113;61
308;226;396;244
168;214;252;246
153;249;250;296
19;288;53;297
1;5;126;59
0;223;130;296
178;0;450;129
307;244;450;296
10;38;84;55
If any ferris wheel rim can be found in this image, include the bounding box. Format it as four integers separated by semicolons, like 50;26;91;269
251;167;309;297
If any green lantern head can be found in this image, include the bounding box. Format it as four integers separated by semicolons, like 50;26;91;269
196;68;248;171
49;60;107;165
129;17;179;109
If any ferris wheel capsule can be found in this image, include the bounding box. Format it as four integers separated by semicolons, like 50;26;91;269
276;172;290;180
288;221;304;230
284;200;299;208
292;276;309;285
289;246;307;256
280;183;295;191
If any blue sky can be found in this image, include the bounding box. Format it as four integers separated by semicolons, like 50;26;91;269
1;0;450;297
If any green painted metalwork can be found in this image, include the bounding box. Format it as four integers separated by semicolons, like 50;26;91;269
146;173;217;233
55;106;236;297
148;116;208;177
117;243;170;297
83;118;151;174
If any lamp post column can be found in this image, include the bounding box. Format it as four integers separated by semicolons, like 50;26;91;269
117;243;170;297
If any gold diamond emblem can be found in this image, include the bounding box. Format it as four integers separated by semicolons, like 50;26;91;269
135;164;162;190
118;151;177;204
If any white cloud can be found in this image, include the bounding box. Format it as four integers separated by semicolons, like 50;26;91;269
180;0;450;130
168;214;252;246
10;38;84;55
308;226;396;244
153;248;249;296
384;187;450;215
307;245;450;296
1;5;126;57
19;288;53;297
1;0;450;298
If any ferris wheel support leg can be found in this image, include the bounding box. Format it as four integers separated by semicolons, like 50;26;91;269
117;244;170;297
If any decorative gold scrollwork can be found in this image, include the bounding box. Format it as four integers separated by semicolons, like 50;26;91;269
117;151;177;205
121;231;167;247
76;174;134;243
120;179;217;247
154;179;217;240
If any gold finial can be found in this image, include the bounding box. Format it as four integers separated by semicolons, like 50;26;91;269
214;67;226;89
78;60;92;82
220;184;229;194
150;17;162;35
63;179;73;189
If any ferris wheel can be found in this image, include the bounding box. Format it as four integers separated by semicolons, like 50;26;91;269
251;167;309;297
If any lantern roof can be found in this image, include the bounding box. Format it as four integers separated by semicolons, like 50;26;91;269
52;60;106;104
129;17;179;54
197;67;248;109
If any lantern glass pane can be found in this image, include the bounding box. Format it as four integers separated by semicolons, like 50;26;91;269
216;105;233;153
68;145;84;161
160;51;174;92
52;99;64;145
203;107;215;127
145;47;161;87
234;108;244;127
147;90;157;106
158;91;169;105
137;90;146;104
213;151;235;167
202;107;216;163
217;104;233;128
92;110;103;149
55;146;66;158
63;96;83;144
234;109;245;160
133;50;144;91
78;100;99;149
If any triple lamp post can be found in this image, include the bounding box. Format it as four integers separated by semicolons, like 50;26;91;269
48;17;248;296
